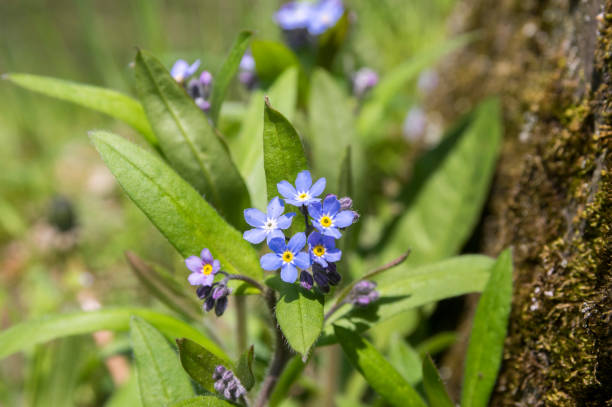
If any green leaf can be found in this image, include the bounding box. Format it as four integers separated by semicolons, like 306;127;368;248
251;40;299;87
316;12;350;69
422;356;454;407
209;31;252;125
235;345;255;391
334;326;427;407
267;276;324;357
125;251;202;321
170;396;235;407
3;73;158;148
388;335;422;385
134;50;250;229
308;69;355;190
357;35;472;141
0;308;228;362
381;98;502;266
130;317;194;406
263;99;308;203
321;255;495;344
176;338;228;392
461;248;513;407
90;131;262;291
268;356;306;407
230;68;299;210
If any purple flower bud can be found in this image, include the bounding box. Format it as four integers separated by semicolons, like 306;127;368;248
402;106;427;142
213;365;226;380
196;284;212;299
300;271;314;290
214;379;225;393
239;71;257;89
212;285;230;300
224;381;237;399
313;269;330;293
235;384;247;398
199;70;213;86
222;369;234;382
353;67;379;98
338;197;353;210
195;97;211;112
215;296;228;316
327;267;342;286
350;280;379;307
204;295;215;312
353;280;376;294
187;78;202;99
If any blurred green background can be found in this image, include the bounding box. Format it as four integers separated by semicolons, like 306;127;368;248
0;0;455;405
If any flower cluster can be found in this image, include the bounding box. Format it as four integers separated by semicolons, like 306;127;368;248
185;248;230;316
243;170;357;292
212;365;247;402
348;280;379;306
170;59;213;112
275;0;344;48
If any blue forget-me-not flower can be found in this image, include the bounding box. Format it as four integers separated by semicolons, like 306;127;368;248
170;59;201;83
260;233;311;283
243;197;296;244
278;170;326;207
308;195;354;238
308;231;341;266
185;248;220;286
307;0;344;35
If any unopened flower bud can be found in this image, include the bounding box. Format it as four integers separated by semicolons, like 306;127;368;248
204;295;215;312
224;381;237;399
199;70;213;86
215;296;228;316
213;365;226;380
327;267;342;286
214;380;225;393
300;271;314;290
196;284;212;299
338;197;353;210
195;97;210;112
313;269;330;293
212;285;230;300
353;280;376;294
350;280;379;307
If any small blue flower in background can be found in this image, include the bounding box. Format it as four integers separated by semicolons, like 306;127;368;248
170;59;201;83
185;248;220;286
243;197;296;244
239;51;258;89
308;231;341;266
307;0;344;35
352;67;379;98
275;1;313;31
309;195;354;238
260;232;311;283
278;170;326;207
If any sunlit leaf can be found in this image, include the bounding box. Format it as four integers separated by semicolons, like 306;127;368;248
169;396;235;407
176;338;229;392
422;356;454;407
235;345;255;391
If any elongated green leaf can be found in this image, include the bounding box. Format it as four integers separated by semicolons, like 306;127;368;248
381;98;502;266
170;396;235;407
90;131;262;291
251;40;299;87
176;338;228;392
235;345;255;390
3;73;158;148
461;248;513;407
334;326;427;407
422;356;454;407
131;317;194;406
321;255;494;344
267;276;324;357
389;335;422;385
125;251;202;321
263;100;308;203
268;356;306;407
0;308;228;361
134;50;250;228
309;69;355;190
209;31;252;124
357;35;472;140
230;68;298;210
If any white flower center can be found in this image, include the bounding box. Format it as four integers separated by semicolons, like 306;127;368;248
297;191;310;201
263;218;278;231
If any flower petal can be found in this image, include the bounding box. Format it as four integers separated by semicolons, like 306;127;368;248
187;59;201;76
244;208;266;227
322;226;342;239
281;263;298;283
260;253;283;271
243;228;267;244
307;202;322;219
312;255;328;267
334;210;355;228
295;170;312;192
287;232;306;253
308;231;323;246
276;213;295;229
268;237;286;254
293;251;311;269
188;272;205;286
324;248;342;263
277;180;297;199
322;235;337;248
322;195;340;215
185;256;204;273
201;273;215;287
200;248;214;263
309;177;326;197
267;229;285;243
267;196;284;219
170;60;188;78
212;259;221;273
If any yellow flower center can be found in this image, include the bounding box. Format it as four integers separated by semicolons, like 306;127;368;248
201;264;213;275
320;215;332;227
282;250;294;263
298;192;309;200
313;245;326;257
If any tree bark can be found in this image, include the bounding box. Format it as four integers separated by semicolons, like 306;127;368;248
429;0;611;405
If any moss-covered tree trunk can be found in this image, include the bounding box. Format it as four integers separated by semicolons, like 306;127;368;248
430;0;611;405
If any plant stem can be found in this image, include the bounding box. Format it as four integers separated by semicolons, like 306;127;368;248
255;288;292;407
300;206;313;235
226;274;266;293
